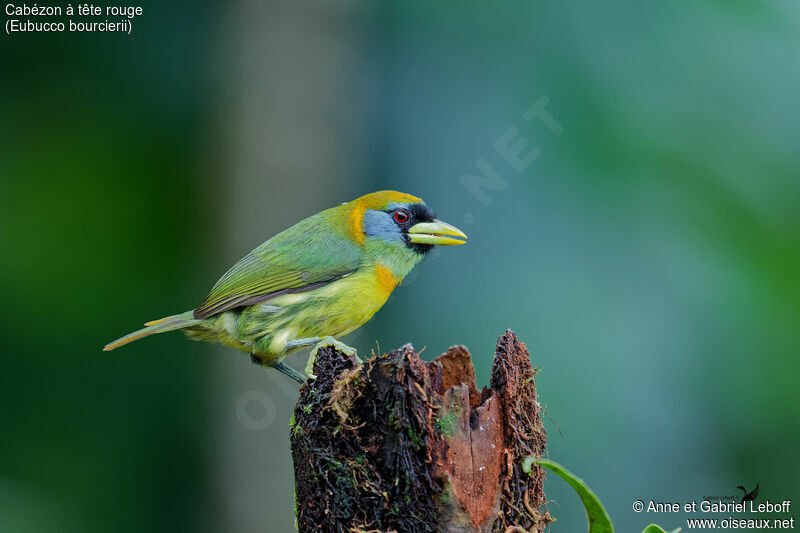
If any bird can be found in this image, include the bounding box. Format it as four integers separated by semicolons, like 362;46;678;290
736;483;759;504
104;191;467;383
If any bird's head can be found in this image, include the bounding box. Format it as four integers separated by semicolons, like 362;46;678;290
346;191;467;255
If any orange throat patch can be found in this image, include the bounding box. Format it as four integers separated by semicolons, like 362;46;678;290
375;264;400;295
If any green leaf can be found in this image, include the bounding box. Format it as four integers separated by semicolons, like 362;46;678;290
522;457;681;533
642;526;681;533
525;457;614;533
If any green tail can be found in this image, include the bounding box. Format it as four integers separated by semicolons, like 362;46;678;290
103;311;201;351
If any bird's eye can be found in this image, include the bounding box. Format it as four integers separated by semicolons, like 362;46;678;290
393;210;410;224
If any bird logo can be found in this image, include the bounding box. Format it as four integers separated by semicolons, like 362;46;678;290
736;483;759;504
104;191;467;382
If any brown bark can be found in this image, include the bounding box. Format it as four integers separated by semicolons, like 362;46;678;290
290;330;552;533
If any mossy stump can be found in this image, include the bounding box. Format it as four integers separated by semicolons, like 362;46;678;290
290;330;552;533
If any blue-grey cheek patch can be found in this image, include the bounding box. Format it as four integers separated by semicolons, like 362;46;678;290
363;209;404;243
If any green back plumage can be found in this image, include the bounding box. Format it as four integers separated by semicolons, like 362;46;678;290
194;206;362;319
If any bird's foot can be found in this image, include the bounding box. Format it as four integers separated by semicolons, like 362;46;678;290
272;360;307;384
304;336;360;379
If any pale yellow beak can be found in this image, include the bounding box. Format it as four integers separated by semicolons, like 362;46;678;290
408;219;468;246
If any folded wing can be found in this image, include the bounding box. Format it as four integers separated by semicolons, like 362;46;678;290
193;209;363;319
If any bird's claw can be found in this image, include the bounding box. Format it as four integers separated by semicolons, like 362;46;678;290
304;336;360;379
272;360;308;384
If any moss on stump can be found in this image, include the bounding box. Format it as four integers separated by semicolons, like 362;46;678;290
291;330;552;533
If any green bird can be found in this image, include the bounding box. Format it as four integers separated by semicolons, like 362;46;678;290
104;191;467;382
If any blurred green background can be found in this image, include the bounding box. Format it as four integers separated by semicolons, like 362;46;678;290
2;1;799;532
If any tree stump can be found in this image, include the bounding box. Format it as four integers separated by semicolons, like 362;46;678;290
290;330;552;533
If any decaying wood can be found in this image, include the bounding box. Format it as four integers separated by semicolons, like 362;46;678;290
290;330;552;533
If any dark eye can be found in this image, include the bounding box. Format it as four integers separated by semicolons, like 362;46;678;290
393;210;410;224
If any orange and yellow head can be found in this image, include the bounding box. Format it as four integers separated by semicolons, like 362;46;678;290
342;191;467;252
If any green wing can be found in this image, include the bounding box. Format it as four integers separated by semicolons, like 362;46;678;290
193;209;362;319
